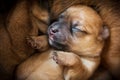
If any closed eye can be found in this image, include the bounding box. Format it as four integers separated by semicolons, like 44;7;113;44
72;27;82;32
71;26;87;34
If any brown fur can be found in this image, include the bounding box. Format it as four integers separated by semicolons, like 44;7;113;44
51;0;120;79
16;5;109;80
0;0;120;80
0;0;49;80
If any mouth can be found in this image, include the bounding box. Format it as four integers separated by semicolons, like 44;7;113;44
48;33;67;50
48;34;54;41
49;38;66;50
48;22;68;50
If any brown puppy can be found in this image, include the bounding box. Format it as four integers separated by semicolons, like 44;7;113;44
51;1;120;79
16;5;109;80
0;1;49;79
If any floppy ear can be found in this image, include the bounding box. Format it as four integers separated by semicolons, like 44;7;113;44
99;26;110;40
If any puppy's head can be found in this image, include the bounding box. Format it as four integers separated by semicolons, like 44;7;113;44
48;5;109;55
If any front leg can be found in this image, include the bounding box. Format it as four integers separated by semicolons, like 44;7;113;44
52;51;100;80
52;51;83;80
52;51;80;66
26;35;49;51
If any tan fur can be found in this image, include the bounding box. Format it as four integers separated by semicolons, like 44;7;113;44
16;5;108;80
0;0;49;80
51;0;120;79
0;0;120;80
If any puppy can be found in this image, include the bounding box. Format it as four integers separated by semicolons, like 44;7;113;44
0;1;50;79
16;5;109;80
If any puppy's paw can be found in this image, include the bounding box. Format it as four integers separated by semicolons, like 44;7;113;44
26;36;41;49
52;51;80;66
52;51;65;65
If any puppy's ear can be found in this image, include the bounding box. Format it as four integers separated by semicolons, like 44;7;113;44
98;26;110;40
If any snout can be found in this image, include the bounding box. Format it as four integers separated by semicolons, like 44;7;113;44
48;22;60;41
48;22;69;50
49;26;59;40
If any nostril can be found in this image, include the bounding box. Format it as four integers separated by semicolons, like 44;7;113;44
51;28;59;33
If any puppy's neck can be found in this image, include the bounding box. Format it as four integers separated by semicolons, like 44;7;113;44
73;50;101;59
78;54;100;59
79;52;101;75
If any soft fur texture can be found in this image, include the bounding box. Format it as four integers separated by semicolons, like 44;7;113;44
16;5;109;80
0;0;49;80
0;0;120;80
50;0;120;79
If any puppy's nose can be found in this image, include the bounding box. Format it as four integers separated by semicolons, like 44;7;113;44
50;27;59;34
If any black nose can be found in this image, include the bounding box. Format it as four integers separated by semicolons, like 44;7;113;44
50;27;59;34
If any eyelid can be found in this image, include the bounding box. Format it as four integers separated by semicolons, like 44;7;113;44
74;25;81;29
72;26;87;34
72;27;82;32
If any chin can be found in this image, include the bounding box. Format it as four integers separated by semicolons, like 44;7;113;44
49;39;67;50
